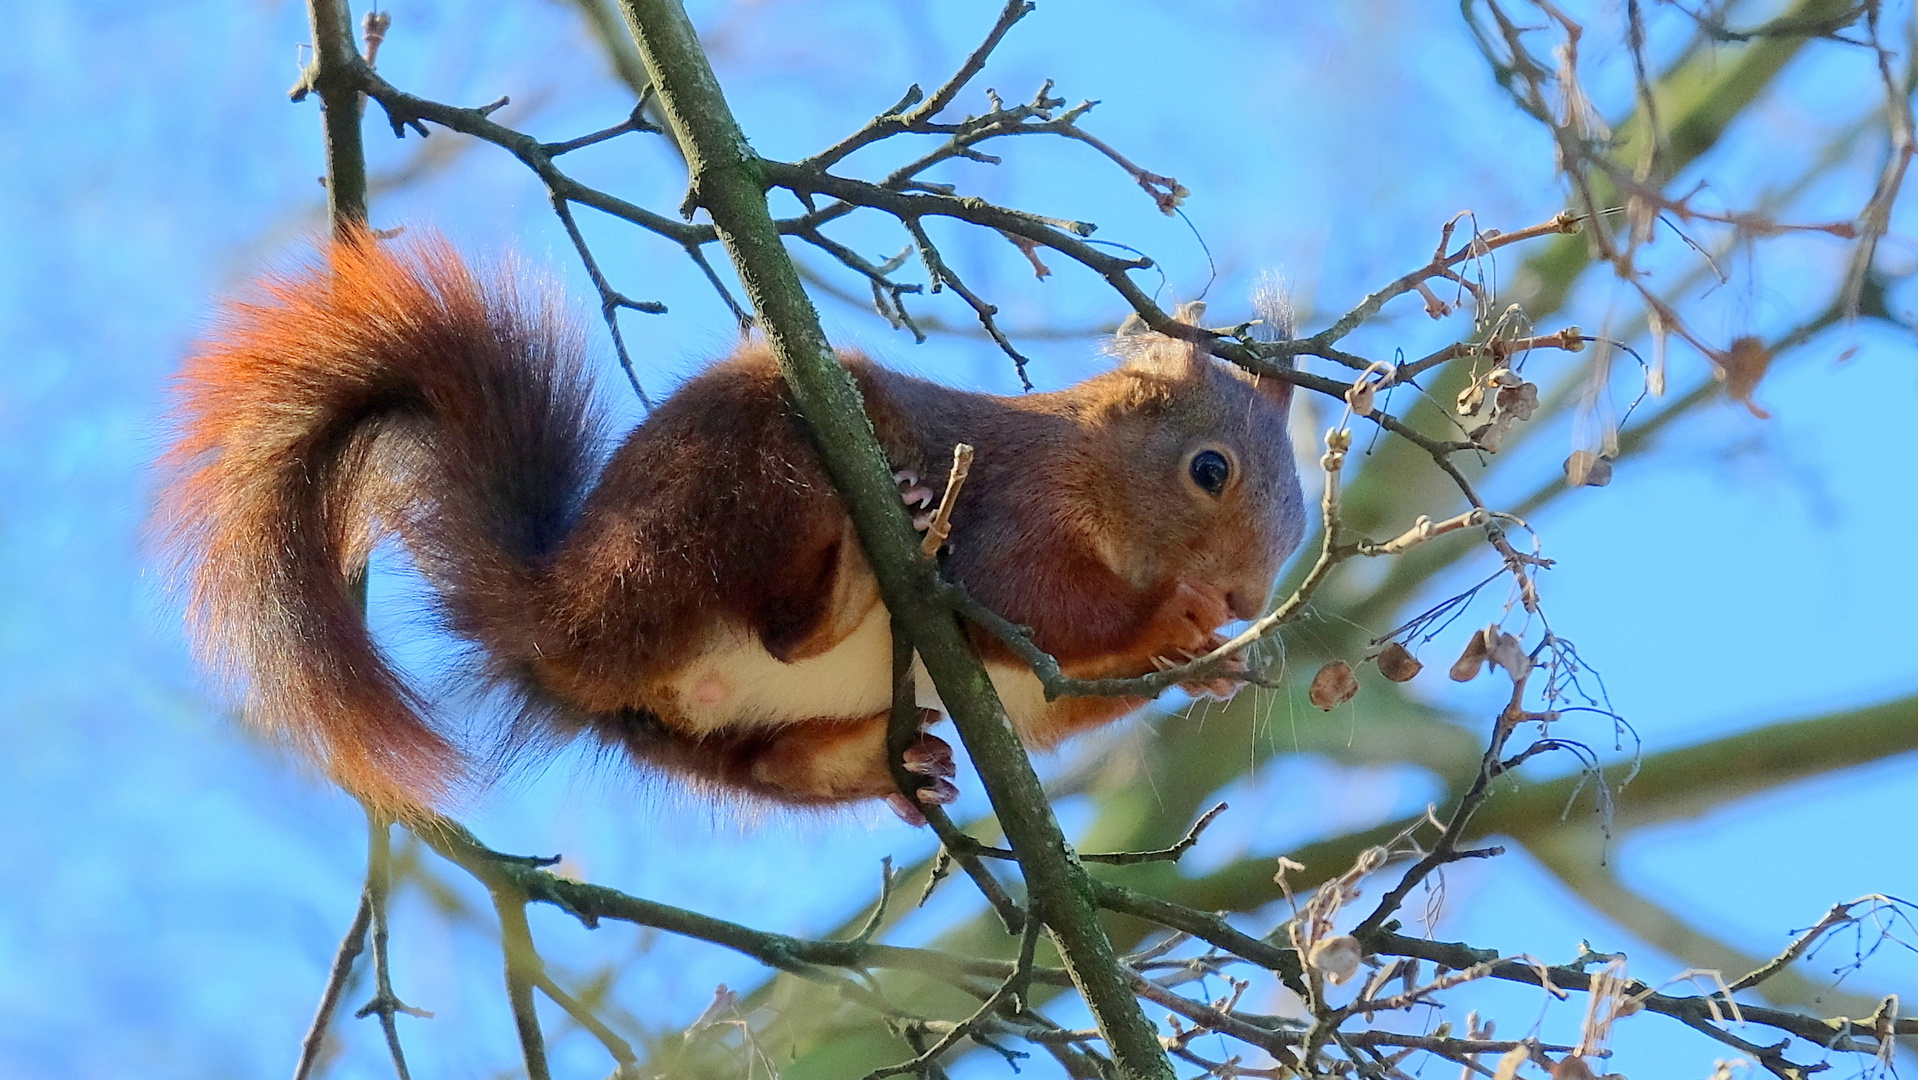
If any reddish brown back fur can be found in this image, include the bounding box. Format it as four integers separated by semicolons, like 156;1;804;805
528;346;854;710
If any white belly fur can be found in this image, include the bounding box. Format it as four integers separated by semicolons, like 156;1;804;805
662;605;1051;741
663;603;895;733
913;655;1050;741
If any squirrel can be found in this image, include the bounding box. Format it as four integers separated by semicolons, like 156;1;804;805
159;229;1306;823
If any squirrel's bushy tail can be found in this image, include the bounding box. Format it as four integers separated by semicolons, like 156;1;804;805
159;230;601;815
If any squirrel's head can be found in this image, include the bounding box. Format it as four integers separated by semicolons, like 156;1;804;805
1083;308;1306;623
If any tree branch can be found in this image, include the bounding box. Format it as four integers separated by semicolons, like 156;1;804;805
611;1;1175;1075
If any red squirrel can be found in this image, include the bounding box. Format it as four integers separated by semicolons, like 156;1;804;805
160;230;1305;822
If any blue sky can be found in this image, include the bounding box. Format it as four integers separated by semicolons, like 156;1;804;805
2;1;1913;1077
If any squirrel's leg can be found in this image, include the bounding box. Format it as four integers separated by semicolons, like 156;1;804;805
604;705;957;821
746;707;958;823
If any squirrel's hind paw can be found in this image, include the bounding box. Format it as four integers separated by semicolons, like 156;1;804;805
903;731;957;778
884;777;960;826
888;728;960;824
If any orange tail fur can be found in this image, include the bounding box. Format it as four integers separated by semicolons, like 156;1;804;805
158;230;601;816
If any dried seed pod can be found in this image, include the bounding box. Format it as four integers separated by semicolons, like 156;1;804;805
1564;450;1613;487
1449;629;1489;682
1721;334;1774;419
1307;935;1363;985
1457;382;1487;417
1345;379;1376;417
1376;642;1423;682
1494;380;1539;422
1309;660;1359;710
1485;631;1532;682
1471;415;1512;452
1493;1046;1530;1079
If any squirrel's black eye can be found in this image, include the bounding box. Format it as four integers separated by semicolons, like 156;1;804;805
1189;449;1230;495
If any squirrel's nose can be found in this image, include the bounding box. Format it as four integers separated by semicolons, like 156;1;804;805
1174;581;1233;636
1224;585;1265;621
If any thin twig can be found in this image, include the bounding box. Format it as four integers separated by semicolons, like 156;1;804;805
1374;932;1918;1054
1728;896;1888;993
290;891;372;1080
353;816;429;1080
1076;802;1229;866
1350;687;1530;942
489;882;552;1080
550;193;663;407
920;444;973;556
532;971;639;1070
681;241;753;331
902;217;1035;387
805;0;1037;170
866;911;1045;1079
415;814;1037;998
1306;210;1583;347
540;101;660;156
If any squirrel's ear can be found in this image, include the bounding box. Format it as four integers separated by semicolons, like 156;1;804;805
1112;300;1206;341
1116;337;1209;383
1110;302;1213;380
1253;369;1294;412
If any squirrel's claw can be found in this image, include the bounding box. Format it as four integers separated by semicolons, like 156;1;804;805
903;732;958;778
888;729;959;825
1168;634;1251;700
1180;676;1245;701
884;792;925;825
894;468;936;508
894;468;938;532
884;778;960;826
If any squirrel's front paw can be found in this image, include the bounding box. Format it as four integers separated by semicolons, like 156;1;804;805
1159;633;1251;701
894;468;936;532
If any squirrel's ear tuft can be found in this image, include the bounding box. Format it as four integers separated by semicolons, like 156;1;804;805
1251;275;1295;345
1172;300;1207;327
1248;275;1296;411
1104;296;1295;408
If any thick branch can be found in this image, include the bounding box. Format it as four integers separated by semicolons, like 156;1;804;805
291;0;370;234
569;6;1178;1074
